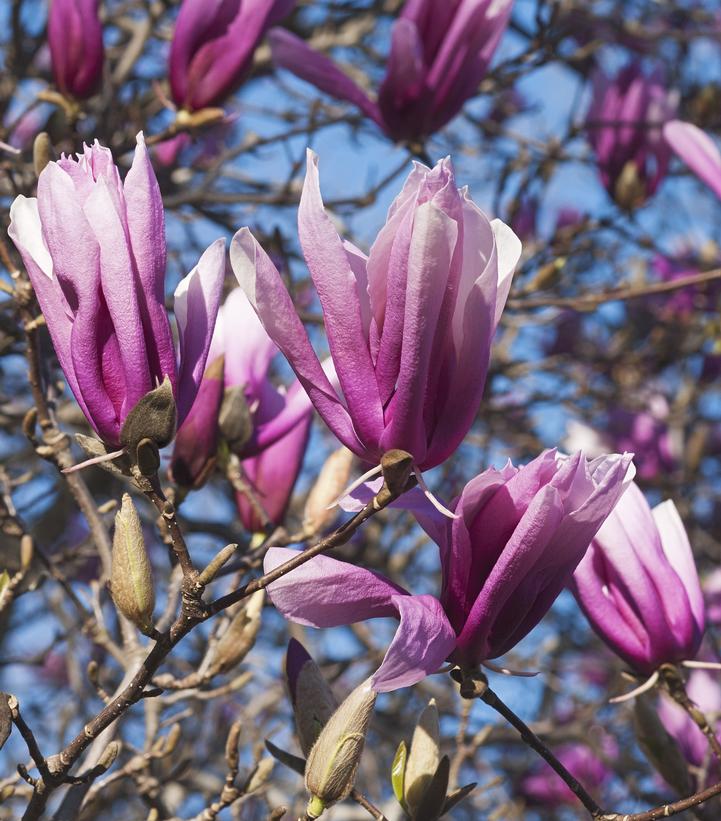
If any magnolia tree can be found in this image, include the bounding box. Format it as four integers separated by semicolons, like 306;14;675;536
1;0;721;819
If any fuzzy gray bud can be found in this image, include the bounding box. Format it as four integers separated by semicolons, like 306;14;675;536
111;494;155;634
304;680;376;818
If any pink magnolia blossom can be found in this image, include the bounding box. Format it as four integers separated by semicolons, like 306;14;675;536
8;134;226;448
262;449;633;691
571;483;705;675
231;150;521;471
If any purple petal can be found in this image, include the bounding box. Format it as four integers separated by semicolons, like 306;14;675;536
652;500;705;633
264;547;407;626
237;404;312;531
298;150;385;447
123;133;177;388
371;594;456;692
174;237;226;424
230;226;361;454
269;28;383;127
82;174;154;416
48;0;104;99
378;200;457;462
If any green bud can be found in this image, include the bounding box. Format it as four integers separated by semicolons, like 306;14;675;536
111;494;155;634
404;699;441;816
305;680;376;817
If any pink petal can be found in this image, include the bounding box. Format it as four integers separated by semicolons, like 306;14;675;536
664;120;721;200
174;237;226;423
230;226;360;454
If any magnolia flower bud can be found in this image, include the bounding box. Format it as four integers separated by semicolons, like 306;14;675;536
111;494;155;634
286;639;336;756
302;447;354;536
304;680;376;818
206;590;264;676
404;699;441;816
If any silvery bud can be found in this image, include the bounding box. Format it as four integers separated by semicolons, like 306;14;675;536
286;639;337;756
206;590;264;676
111;494;155;634
302;447;354;536
304;679;376;818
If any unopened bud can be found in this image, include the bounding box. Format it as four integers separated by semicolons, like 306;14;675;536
33;132;55;177
98;741;121;771
614;161;646;211
302;447;354;536
219;385;254;452
111;494;155;634
404;699;441;815
304;680;377;817
286;639;336;756
244;757;274;794
207;590;264;676
19;535;34;570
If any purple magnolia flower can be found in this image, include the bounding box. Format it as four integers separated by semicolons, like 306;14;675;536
48;0;104;99
521;740;615;807
171;288;313;528
587;63;677;208
664;120;721;200
262;449;633;690
415;449;634;669
571;483;705;676
607;400;677;481
8;134;226;449
231;151;521;471
269;0;513;142
169;0;296;111
651;255;720;318
658;668;721;789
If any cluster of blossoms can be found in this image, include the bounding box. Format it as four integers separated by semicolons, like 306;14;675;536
12;0;721;816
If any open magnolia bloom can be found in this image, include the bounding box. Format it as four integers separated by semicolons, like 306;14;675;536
231;150;521;474
263;449;634;690
269;0;513;143
570;482;705;676
8;133;226;451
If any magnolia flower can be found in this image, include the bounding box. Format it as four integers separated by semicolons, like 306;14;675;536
262;450;633;690
169;0;296;112
657;668;721;789
231;150;520;473
587;63;677;208
48;0;104;99
269;0;513;142
8;134;225;450
171;288;312;529
571;483;705;676
521;740;615;807
664;120;721;200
